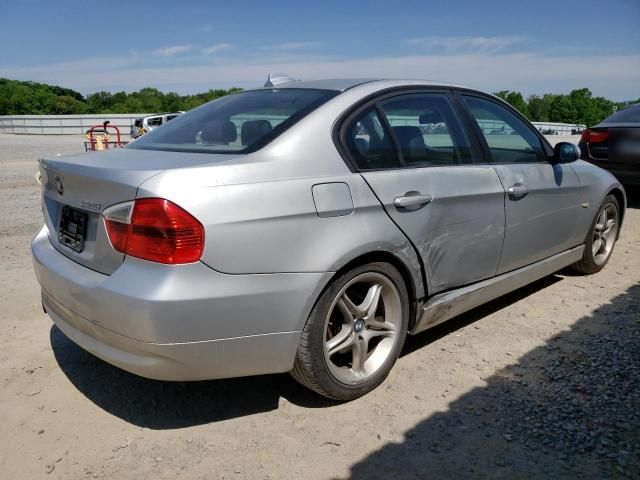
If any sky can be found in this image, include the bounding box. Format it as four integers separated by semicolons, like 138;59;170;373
0;0;639;100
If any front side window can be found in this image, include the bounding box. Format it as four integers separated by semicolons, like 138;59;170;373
463;96;543;163
129;89;337;153
380;93;471;166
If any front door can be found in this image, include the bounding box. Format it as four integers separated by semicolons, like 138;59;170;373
343;92;506;294
461;94;582;274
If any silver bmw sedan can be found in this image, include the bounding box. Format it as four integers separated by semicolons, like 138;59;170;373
32;78;625;400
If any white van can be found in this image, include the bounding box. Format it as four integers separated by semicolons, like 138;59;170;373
130;112;183;138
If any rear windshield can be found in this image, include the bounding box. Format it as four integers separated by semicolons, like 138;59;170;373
604;104;640;123
128;88;337;153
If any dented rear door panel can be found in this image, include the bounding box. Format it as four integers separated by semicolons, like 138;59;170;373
362;165;506;294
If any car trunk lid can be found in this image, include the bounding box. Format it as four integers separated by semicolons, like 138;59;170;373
38;147;237;275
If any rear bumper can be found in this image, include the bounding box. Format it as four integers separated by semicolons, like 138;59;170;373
32;225;332;380
44;293;301;380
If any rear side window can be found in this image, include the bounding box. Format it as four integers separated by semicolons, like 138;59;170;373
379;93;471;166
128;89;337;154
346;108;401;170
463;96;543;163
146;116;163;127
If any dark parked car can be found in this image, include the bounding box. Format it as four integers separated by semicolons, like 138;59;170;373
580;104;640;186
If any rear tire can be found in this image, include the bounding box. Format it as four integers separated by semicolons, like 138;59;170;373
572;194;620;274
290;262;409;401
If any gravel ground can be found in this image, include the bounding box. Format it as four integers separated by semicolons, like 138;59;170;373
0;134;638;479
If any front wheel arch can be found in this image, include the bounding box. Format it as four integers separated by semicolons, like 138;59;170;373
608;187;626;236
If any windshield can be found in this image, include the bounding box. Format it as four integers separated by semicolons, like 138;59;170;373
128;88;338;153
604;104;640;124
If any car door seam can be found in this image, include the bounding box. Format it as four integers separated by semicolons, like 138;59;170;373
490;165;509;277
359;174;429;299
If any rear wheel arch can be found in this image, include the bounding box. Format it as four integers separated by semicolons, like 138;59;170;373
291;259;411;400
326;251;422;331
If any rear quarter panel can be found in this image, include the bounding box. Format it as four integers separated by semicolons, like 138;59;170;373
138;170;423;297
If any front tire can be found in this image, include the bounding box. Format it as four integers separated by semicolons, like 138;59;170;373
572;194;620;274
290;262;409;401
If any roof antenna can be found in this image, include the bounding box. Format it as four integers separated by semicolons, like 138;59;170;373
264;73;298;87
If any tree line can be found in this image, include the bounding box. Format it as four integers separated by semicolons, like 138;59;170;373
493;88;638;126
0;77;637;127
0;78;241;116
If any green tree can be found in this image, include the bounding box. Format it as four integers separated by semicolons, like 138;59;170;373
505;91;530;119
527;94;556;122
493;90;530;118
493;90;509;101
50;95;87;114
549;95;577;123
86;91;113;113
163;92;183;112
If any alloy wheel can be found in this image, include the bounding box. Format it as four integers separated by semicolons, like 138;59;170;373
322;272;402;385
592;202;619;265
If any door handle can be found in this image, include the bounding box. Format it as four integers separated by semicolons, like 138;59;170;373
393;193;432;209
507;185;529;199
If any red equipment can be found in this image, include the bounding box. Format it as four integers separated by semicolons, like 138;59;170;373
84;121;128;152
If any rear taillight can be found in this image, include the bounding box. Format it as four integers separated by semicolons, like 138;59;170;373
103;198;204;264
581;129;609;144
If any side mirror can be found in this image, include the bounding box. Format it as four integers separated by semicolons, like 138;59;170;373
552;142;581;163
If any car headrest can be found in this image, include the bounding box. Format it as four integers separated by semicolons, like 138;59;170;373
200;120;237;144
241;120;272;146
392;126;424;146
354;137;369;154
392;126;426;161
419;110;444;124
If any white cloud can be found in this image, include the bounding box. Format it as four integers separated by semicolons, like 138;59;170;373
2;52;639;101
261;42;323;51
152;45;195;57
202;24;213;33
408;36;526;54
202;43;234;55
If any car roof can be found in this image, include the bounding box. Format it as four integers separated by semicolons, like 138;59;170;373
598;103;640;127
262;78;471;92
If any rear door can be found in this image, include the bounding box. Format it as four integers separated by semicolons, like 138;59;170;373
343;91;506;294
460;94;582;274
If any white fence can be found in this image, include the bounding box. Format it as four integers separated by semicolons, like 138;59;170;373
532;122;586;135
0;114;150;135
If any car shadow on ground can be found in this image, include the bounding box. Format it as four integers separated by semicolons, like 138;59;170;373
347;283;640;480
50;325;335;428
51;275;563;430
